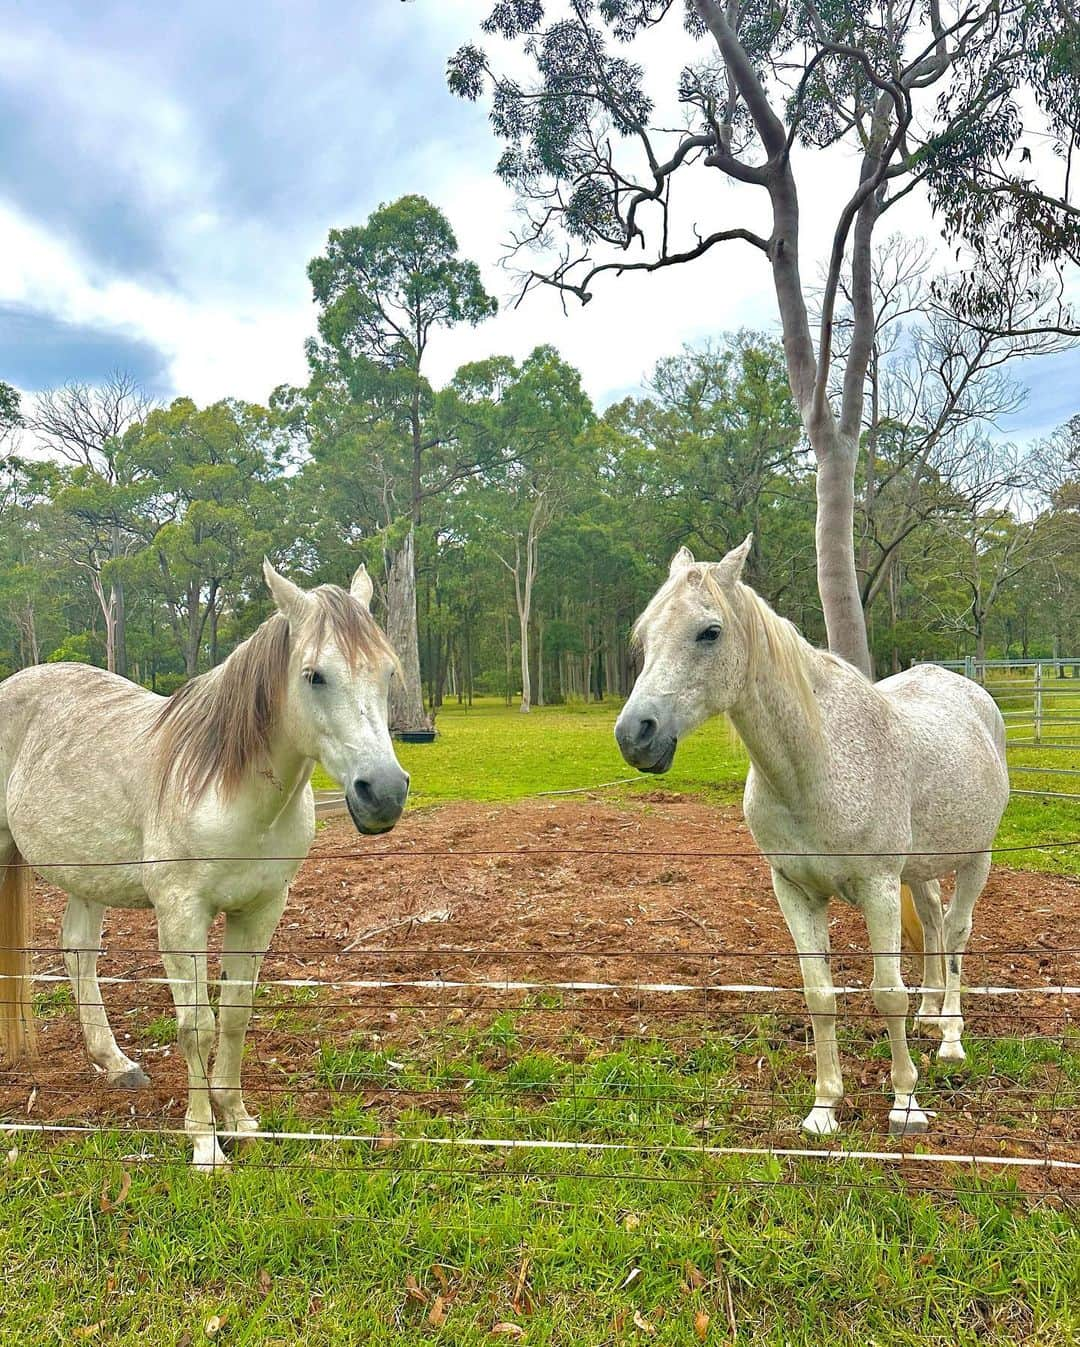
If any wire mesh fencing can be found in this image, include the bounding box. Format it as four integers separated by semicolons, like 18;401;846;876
3;839;1078;1203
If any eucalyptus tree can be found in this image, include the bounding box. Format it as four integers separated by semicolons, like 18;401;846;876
122;398;287;676
450;0;1080;676
306;195;497;729
0;382;19;444
28;373;152;676
448;345;595;710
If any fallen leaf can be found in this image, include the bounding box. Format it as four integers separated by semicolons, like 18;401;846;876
619;1268;642;1291
623;1212;641;1231
5;1147;17;1166
684;1261;706;1289
694;1309;710;1341
257;1268;273;1296
633;1308;656;1336
99;1170;132;1212
204;1313;226;1337
432;1264;450;1293
491;1324;525;1339
404;1274;428;1304
428;1294;448;1327
177;1335;193;1347
105;1276;116;1295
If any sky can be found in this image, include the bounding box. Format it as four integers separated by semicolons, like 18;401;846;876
1;0;1076;441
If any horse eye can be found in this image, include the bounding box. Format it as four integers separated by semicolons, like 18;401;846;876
696;625;722;644
305;669;326;686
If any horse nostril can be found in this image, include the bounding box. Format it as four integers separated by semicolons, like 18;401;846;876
636;717;658;746
352;778;374;804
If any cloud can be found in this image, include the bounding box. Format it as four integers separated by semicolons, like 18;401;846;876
0;0;1073;434
0;304;170;393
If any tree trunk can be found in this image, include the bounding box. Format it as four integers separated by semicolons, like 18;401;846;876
386;527;429;731
813;433;872;676
537;616;545;707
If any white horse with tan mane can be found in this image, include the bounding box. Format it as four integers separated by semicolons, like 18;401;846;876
0;560;408;1169
616;538;1009;1137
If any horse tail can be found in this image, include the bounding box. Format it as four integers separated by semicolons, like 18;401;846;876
0;847;36;1063
899;883;924;955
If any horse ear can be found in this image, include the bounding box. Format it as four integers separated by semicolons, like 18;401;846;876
350;562;374;611
714;534;753;588
669;546;695;578
263;557;308;620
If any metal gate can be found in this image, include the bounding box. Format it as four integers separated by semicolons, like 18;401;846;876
933;658;1080;801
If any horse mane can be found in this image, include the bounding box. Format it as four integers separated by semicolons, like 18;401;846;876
635;565;840;728
151;585;396;803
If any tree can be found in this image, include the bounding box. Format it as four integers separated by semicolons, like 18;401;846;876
450;346;595;711
306;195;497;728
29;374;152;675
122;399;287;675
450;0;1080;676
0;383;19;446
821;236;1076;651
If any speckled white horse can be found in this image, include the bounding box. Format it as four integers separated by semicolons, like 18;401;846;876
616;539;1009;1137
0;561;408;1169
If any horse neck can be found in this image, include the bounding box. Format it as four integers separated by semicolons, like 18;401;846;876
726;611;828;800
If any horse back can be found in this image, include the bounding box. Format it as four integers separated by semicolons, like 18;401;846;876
0;664;161;901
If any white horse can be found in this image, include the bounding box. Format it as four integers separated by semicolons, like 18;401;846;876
616;539;1009;1137
0;560;408;1169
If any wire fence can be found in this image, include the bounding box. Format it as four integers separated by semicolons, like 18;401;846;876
4;835;1079;1203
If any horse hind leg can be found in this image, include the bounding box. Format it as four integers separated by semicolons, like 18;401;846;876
62;897;149;1088
937;854;992;1064
859;877;928;1136
907;880;948;1035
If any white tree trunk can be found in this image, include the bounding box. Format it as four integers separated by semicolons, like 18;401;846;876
386;527;430;731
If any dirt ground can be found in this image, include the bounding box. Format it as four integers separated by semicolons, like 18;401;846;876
5;794;1079;1187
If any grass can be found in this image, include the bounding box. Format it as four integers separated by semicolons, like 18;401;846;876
6;695;1078;1344
3;1021;1078;1345
314;694;1080;875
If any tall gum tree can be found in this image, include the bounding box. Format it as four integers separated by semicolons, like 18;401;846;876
307;195;496;728
449;0;1080;675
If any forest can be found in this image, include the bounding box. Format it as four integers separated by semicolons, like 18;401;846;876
1;197;1077;726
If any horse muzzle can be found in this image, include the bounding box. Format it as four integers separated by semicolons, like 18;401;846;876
614;708;678;774
345;766;410;835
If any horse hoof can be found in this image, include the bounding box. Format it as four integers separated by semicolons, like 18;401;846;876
191;1145;230;1174
889;1108;929;1136
802;1106;840;1137
109;1065;151;1090
222;1118;260;1151
937;1040;966;1064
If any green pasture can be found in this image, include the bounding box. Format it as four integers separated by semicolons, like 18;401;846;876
5;693;1079;1345
314;692;1080;876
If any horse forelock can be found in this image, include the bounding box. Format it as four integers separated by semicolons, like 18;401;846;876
635;566;822;726
151;584;397;803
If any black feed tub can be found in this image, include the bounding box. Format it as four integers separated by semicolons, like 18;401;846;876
394;728;437;744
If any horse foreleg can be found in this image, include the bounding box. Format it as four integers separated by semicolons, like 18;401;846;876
938;854;991;1064
859;878;927;1136
908;880;947;1032
771;872;843;1136
156;904;224;1172
211;890;288;1141
62;897;149;1088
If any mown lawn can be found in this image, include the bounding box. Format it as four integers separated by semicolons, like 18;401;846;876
315;694;1080;875
6;695;1078;1345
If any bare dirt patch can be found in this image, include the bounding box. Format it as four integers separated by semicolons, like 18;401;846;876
6;796;1078;1189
